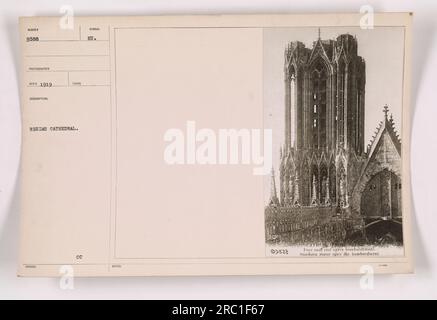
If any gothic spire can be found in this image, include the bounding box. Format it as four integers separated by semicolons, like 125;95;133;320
293;175;300;206
383;104;389;120
269;167;280;207
310;174;318;206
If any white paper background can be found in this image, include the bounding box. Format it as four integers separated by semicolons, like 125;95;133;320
0;0;436;299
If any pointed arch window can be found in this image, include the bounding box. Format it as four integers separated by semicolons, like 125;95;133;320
311;60;328;149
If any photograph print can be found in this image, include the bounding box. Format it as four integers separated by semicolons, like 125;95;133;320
264;26;405;256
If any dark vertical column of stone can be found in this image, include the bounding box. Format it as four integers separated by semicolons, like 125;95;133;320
350;58;358;154
331;66;337;151
387;171;393;219
343;62;349;150
355;61;361;154
337;60;345;149
336;62;341;149
294;71;300;149
284;74;291;150
317;73;321;150
326;65;332;152
280;160;285;205
359;59;366;155
291;76;297;150
303;71;310;149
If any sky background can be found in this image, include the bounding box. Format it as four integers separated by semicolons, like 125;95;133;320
263;26;405;203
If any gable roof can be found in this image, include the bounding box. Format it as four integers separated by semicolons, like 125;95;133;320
354;105;402;192
366;105;401;158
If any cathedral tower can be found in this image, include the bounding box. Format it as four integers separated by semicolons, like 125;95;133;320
279;32;366;208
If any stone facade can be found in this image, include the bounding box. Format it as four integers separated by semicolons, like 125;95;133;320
351;110;402;219
280;33;366;210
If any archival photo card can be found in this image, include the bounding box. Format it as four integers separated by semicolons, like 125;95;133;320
18;14;413;276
